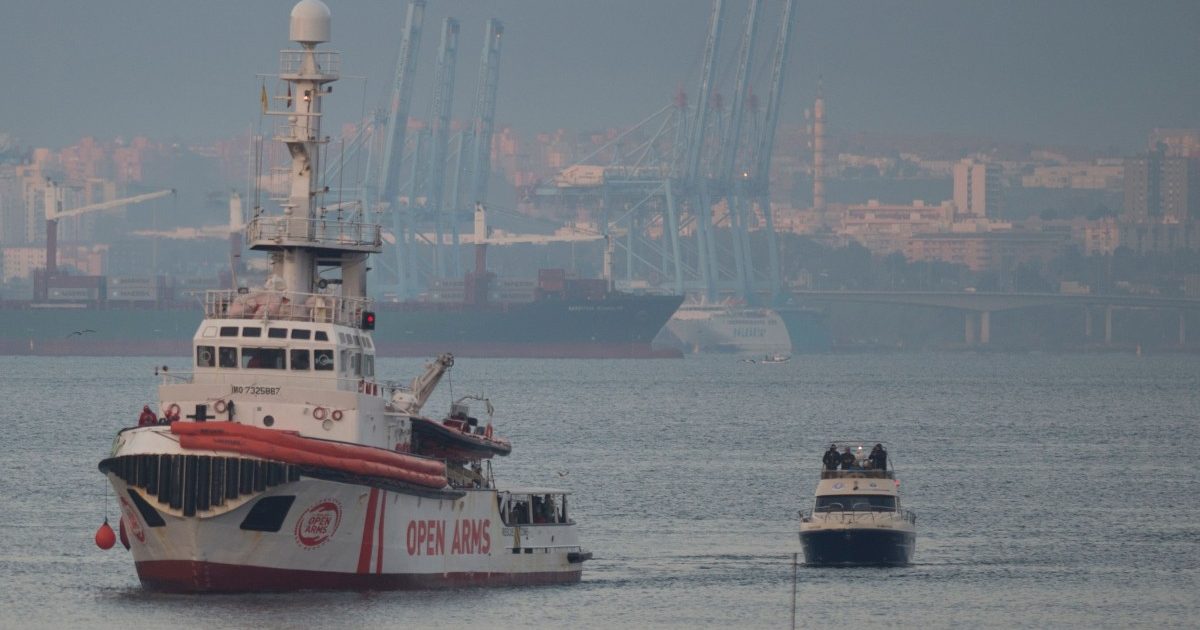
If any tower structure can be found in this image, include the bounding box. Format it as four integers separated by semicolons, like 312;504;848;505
250;0;381;300
812;82;826;221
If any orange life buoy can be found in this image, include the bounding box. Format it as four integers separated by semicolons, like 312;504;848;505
313;406;327;421
214;400;228;414
331;409;344;421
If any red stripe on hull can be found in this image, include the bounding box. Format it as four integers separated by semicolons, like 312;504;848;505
375;491;386;574
135;560;583;592
357;488;379;573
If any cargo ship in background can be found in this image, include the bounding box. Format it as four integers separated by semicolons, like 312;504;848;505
0;267;681;358
1;243;684;360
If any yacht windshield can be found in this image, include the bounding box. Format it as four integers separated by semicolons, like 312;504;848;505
815;495;896;512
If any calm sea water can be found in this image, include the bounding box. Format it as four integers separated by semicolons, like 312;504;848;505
1;353;1197;629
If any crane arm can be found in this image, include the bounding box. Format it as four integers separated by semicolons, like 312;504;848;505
48;188;174;220
390;352;454;415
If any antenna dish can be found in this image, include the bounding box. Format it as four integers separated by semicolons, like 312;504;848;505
290;0;331;44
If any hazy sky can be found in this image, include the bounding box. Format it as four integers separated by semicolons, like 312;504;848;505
1;0;1197;152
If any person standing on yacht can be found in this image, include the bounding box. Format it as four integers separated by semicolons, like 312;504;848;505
823;444;841;471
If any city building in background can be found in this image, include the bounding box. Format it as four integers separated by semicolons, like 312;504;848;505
953;158;1003;218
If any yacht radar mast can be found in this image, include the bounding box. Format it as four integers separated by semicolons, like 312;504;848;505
249;0;381;303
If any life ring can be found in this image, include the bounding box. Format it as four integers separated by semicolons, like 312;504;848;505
313;406;327;421
214;400;228;414
166;403;181;418
331;409;344;421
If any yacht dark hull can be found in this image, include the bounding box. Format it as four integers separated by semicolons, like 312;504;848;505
799;528;915;566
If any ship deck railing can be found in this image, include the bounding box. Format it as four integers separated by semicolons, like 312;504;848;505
278;49;340;78
246;215;382;252
204;289;373;328
800;507;917;525
820;469;894;480
159;369;387;393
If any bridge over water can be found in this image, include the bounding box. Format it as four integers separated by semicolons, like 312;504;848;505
788;290;1200;346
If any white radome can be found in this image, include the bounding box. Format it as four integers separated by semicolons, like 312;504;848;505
290;0;331;44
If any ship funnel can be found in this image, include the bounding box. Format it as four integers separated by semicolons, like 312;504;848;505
290;0;331;44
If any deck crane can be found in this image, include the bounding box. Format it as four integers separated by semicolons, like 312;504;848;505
718;0;762;301
425;18;461;279
753;0;795;300
389;352;454;415
41;180;174;280
683;0;725;300
378;0;425;299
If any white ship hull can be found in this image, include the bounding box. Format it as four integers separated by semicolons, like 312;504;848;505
666;306;791;353
106;471;584;592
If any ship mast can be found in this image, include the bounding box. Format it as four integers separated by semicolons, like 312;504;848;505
248;0;381;307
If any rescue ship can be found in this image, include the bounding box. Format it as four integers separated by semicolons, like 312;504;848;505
97;0;589;591
798;442;916;566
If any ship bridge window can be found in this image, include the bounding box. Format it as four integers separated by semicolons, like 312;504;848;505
243;327;262;338
242;347;285;369
268;327;287;339
290;329;311;340
363;354;374;377
219;346;238;368
499;493;568;526
314;349;334;371
202;326;218;338
362;337;373;350
815;495;896;513
196;345;216;368
290;349;310;370
315;331;329;342
219;326;238;337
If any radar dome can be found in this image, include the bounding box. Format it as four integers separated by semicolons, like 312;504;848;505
290;0;331;44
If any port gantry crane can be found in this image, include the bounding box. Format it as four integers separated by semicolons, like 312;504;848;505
718;0;762;301
377;0;425;300
425;17;461;280
531;0;796;304
463;19;504;240
752;0;795;302
39;179;174;299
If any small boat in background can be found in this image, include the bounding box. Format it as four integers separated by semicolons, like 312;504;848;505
799;441;916;566
761;353;790;363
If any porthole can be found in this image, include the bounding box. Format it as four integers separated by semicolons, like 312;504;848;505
263;415;275;427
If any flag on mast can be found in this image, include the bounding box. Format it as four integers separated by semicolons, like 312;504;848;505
260;81;268;113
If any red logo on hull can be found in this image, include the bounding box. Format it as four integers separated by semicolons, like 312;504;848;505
295;499;342;549
118;496;146;543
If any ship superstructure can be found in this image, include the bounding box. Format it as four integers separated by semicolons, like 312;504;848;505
98;1;588;591
663;297;791;354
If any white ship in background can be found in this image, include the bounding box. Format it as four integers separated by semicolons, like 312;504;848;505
662;297;792;354
97;0;588;591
